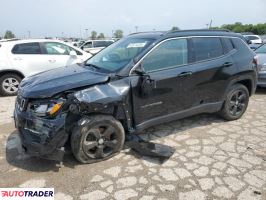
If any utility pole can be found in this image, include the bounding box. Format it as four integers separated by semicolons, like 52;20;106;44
135;26;139;33
85;29;88;39
209;19;213;29
28;31;31;38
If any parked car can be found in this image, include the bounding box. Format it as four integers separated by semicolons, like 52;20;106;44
14;30;257;164
71;40;85;47
79;40;114;54
249;43;261;51
255;44;266;87
0;39;92;96
243;34;263;44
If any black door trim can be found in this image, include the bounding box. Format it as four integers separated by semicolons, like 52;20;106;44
135;101;223;132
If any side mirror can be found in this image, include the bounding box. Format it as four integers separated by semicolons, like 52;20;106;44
247;40;252;45
133;63;146;76
69;50;77;57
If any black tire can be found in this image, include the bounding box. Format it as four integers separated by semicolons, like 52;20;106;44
219;84;249;121
0;73;22;96
71;115;125;164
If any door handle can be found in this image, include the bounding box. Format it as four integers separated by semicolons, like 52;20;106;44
178;71;193;77
14;57;22;61
222;62;233;67
48;59;56;63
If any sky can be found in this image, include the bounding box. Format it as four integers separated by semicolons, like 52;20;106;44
1;0;266;38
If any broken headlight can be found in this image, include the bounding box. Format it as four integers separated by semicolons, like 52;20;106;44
29;100;64;117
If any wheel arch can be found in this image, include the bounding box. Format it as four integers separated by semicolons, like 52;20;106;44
0;69;25;79
225;75;255;98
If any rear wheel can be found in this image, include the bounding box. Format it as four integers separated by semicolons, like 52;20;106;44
71;115;125;164
0;73;22;96
219;84;249;121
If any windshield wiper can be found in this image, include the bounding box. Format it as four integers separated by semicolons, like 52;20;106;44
85;63;101;70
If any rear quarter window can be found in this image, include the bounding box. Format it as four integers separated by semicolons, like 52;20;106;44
191;37;224;62
12;42;41;54
222;38;234;54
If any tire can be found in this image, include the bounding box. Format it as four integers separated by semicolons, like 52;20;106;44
219;84;249;121
71;115;125;164
0;73;22;96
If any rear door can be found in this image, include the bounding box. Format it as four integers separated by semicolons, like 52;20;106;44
186;37;236;106
9;42;49;76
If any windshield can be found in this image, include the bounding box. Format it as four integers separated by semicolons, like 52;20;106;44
85;37;154;72
255;44;266;53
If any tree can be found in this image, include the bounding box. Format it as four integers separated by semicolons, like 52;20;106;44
91;31;97;40
171;26;180;31
213;22;266;35
97;33;105;39
113;30;123;38
4;30;15;39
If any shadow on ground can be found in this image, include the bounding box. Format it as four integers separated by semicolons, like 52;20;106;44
5;130;79;172
5;112;226;172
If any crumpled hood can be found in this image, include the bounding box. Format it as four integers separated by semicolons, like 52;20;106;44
19;64;110;98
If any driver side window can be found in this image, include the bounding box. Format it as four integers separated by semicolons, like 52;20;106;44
142;39;188;72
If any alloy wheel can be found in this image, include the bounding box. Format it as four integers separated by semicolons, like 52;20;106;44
2;78;19;94
82;125;118;159
228;89;247;116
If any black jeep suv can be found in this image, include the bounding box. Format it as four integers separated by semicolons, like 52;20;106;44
14;30;257;163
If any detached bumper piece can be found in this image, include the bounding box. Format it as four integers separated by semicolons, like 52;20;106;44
14;108;68;162
125;134;175;161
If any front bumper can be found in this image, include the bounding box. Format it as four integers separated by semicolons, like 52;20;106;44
257;72;266;87
14;103;68;161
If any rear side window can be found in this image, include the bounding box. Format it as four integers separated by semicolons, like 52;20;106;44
191;37;223;62
12;43;41;54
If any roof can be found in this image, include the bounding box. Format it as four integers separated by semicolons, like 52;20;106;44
128;29;245;41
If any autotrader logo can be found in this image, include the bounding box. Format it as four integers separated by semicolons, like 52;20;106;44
0;188;54;200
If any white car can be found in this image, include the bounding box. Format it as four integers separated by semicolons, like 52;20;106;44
243;35;263;44
0;39;92;96
80;40;114;55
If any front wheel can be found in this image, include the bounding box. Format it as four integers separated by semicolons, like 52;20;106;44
219;84;249;121
71;115;125;164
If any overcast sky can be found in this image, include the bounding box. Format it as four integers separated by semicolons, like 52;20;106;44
1;0;266;38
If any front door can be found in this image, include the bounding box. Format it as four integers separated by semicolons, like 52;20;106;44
131;38;192;126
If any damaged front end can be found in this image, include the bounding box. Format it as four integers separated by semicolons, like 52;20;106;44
14;78;133;162
14;95;69;161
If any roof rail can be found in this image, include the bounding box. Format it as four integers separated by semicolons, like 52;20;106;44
166;29;231;35
129;31;166;36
